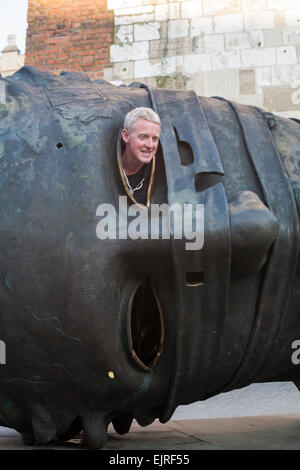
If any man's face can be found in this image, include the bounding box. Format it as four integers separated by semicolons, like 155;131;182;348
122;118;161;165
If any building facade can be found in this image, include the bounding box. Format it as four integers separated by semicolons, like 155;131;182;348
0;35;25;77
26;0;114;80
105;0;300;118
25;0;300;117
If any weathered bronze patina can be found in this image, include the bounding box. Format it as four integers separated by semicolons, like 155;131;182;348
0;67;300;448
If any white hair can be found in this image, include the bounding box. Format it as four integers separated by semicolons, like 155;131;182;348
123;107;161;131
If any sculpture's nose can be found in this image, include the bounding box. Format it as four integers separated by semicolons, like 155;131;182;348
229;191;279;275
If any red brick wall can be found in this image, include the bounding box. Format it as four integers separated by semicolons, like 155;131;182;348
25;0;114;79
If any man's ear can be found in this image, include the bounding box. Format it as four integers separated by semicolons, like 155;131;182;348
121;128;129;143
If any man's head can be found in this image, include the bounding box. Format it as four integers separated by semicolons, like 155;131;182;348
121;108;161;169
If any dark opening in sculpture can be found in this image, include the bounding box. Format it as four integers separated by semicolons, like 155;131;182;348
129;277;164;370
0;66;300;448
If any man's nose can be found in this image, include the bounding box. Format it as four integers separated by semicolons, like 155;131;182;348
145;138;154;148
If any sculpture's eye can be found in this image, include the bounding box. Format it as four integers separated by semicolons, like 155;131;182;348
128;278;164;371
174;126;194;166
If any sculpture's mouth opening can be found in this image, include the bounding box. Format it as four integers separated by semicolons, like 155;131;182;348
128;278;164;371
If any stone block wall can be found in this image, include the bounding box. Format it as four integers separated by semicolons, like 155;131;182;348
105;0;300;117
26;0;114;80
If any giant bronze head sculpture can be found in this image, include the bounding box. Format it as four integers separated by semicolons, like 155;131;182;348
0;67;300;448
